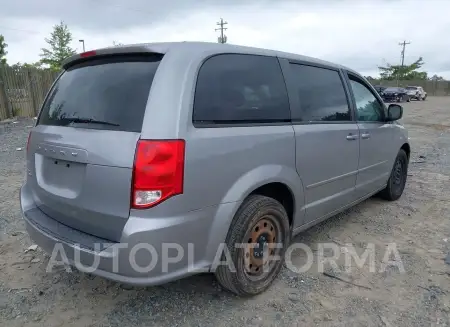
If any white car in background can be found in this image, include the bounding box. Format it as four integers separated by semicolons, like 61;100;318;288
406;86;427;101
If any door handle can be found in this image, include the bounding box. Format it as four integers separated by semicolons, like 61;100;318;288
346;134;358;141
361;133;370;139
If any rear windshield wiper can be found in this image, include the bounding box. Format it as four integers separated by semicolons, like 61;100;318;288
64;117;120;127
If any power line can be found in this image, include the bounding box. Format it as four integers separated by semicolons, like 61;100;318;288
215;18;228;44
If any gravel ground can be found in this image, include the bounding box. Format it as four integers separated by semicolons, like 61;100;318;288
1;98;449;327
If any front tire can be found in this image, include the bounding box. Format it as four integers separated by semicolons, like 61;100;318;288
379;149;408;201
215;195;290;296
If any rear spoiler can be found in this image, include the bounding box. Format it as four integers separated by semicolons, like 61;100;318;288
62;43;168;69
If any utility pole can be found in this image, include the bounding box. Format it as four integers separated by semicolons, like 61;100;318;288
397;40;410;85
399;40;410;67
215;18;228;44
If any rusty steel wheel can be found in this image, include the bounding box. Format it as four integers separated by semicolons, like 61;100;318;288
243;216;282;280
215;195;290;296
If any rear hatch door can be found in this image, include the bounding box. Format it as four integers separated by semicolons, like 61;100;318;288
28;53;162;242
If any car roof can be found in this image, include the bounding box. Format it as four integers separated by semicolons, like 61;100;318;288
63;41;354;73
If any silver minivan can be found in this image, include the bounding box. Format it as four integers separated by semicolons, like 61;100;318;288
21;42;409;296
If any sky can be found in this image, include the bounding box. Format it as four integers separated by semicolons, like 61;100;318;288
2;0;450;78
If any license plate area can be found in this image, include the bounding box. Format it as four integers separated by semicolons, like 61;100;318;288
35;154;85;198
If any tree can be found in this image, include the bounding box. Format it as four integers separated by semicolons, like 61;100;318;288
8;62;50;79
40;21;76;71
430;74;445;81
0;34;7;64
378;57;428;81
112;41;124;46
10;62;44;70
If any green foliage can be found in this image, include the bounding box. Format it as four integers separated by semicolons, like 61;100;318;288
378;57;428;81
40;21;76;71
10;62;46;71
0;34;7;64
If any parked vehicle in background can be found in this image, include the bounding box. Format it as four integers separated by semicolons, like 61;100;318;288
373;85;386;95
406;86;427;101
20;42;410;296
381;87;411;103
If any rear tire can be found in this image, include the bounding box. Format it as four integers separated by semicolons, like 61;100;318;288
379;149;408;201
215;195;290;296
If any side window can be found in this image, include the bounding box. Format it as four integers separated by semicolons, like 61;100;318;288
289;64;351;122
193;54;290;124
348;76;384;122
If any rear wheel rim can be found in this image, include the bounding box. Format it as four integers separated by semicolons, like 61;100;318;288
243;215;282;281
393;160;402;185
392;156;406;192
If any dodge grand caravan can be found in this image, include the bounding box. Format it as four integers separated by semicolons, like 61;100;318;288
21;42;410;296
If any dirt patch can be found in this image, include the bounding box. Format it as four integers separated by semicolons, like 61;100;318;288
407;121;450;131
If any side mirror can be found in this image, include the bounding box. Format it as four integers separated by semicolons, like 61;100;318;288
387;104;403;121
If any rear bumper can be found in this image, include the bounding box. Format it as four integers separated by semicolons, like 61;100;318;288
20;183;239;286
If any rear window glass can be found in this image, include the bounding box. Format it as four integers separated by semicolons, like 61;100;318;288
193;54;290;124
38;54;162;132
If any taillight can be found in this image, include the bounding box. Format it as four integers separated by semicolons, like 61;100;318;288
132;140;185;209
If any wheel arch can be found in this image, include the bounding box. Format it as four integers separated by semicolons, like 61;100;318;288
248;182;295;226
401;142;411;161
204;165;305;263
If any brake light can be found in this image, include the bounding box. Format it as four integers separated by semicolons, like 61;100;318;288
132;140;185;209
80;50;96;58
